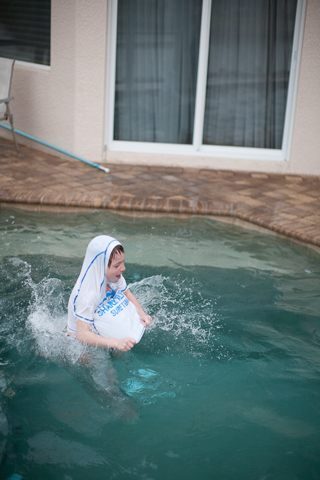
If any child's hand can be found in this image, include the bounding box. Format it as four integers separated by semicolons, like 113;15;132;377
140;314;152;327
116;337;136;351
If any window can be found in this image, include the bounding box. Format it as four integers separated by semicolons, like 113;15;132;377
0;0;51;66
106;0;305;160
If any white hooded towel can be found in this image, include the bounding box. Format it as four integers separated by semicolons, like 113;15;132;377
67;235;145;343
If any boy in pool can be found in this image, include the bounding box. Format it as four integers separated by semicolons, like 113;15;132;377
67;235;152;352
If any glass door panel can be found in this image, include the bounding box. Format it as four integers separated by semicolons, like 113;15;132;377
114;0;202;144
203;0;298;149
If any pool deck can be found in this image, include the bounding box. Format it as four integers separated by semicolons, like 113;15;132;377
1;139;320;249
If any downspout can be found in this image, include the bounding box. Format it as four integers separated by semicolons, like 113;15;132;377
0;123;110;173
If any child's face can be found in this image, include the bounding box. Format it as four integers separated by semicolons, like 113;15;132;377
106;252;126;283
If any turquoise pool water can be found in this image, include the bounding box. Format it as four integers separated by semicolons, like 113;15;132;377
0;207;320;480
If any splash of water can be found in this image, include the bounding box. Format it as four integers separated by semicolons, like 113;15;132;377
129;274;226;359
8;257;87;365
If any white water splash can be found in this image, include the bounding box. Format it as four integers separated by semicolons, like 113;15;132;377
22;261;86;364
131;275;220;339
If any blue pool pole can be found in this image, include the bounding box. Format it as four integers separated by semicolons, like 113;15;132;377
0;123;110;173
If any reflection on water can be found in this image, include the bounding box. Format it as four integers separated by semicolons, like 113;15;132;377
0;207;320;480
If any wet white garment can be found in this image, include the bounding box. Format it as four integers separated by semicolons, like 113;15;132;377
67;235;145;342
92;286;144;342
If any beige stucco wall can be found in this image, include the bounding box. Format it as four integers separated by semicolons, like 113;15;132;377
1;0;319;176
2;1;77;152
1;0;107;161
73;0;108;159
288;0;320;175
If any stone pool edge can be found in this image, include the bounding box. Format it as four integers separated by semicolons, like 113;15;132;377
1;200;320;255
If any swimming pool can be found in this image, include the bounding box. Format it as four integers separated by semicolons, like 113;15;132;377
0;206;320;480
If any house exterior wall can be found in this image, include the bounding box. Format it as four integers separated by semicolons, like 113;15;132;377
289;0;320;175
4;1;78;153
1;0;319;176
1;0;108;160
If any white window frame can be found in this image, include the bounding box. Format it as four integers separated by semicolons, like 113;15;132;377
105;0;306;162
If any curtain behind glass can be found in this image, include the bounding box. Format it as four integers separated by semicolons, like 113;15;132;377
203;0;297;149
114;0;202;143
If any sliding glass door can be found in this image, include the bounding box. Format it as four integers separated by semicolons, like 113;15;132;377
106;0;303;158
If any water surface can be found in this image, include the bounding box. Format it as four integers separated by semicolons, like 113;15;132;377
0;207;319;480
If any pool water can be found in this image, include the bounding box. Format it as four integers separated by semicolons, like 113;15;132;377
0;207;320;480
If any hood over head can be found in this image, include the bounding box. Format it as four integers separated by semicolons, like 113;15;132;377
72;235;122;322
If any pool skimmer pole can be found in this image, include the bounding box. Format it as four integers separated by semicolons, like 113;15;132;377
0;123;110;174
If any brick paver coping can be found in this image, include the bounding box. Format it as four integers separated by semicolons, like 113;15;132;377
0;141;319;249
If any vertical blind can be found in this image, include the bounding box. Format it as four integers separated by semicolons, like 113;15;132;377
0;0;51;66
